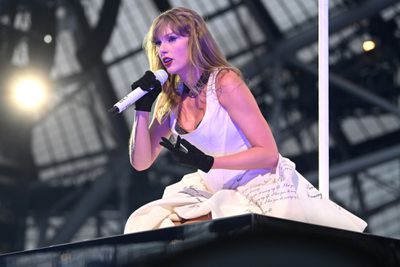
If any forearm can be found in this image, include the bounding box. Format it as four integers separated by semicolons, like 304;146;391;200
212;146;279;170
129;112;153;170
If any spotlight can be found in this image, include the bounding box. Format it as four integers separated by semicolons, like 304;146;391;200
44;34;52;44
9;74;49;111
362;40;376;52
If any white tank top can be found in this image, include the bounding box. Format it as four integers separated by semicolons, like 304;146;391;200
170;70;271;192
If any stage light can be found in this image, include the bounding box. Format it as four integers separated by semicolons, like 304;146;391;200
44;34;52;44
10;75;49;111
362;40;376;52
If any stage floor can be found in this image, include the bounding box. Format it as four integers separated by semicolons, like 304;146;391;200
1;213;399;266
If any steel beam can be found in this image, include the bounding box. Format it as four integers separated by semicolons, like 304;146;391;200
306;143;400;183
288;59;400;118
242;0;399;79
49;152;129;245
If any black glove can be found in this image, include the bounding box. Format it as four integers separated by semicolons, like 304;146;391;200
160;136;214;173
132;71;162;112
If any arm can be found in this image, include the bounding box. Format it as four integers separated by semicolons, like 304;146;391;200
213;70;279;170
129;111;171;171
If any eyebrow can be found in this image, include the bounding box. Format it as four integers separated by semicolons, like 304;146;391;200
156;32;178;40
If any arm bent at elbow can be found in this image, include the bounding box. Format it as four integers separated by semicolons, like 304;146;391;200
129;111;171;171
215;70;279;170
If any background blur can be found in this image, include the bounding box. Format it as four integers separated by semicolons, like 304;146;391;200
0;0;399;253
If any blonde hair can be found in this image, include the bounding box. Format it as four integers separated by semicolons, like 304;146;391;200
143;7;241;123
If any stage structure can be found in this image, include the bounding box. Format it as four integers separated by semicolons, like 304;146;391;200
1;214;400;267
318;0;330;198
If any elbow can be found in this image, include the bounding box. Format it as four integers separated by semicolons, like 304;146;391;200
271;151;279;167
131;161;150;171
130;156;151;171
265;146;279;168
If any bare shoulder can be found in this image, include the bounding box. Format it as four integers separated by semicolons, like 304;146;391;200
216;69;243;92
215;69;251;108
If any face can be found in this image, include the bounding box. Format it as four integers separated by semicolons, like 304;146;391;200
154;25;190;79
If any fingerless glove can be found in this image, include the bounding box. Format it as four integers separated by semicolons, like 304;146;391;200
160;136;214;172
132;71;162;112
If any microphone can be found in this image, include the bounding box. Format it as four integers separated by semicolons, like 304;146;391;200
109;69;168;115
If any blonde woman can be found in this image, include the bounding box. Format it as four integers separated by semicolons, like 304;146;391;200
124;7;367;233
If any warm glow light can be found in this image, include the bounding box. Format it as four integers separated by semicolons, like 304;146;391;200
362;40;376;52
11;76;48;111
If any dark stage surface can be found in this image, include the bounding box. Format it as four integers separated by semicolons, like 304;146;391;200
1;213;399;266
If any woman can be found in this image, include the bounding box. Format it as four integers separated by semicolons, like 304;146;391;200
124;7;367;233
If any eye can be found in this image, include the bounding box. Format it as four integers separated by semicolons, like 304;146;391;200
167;35;178;42
153;40;161;46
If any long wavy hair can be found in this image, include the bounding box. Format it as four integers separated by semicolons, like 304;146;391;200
143;7;241;123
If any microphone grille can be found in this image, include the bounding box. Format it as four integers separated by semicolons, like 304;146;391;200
154;69;168;85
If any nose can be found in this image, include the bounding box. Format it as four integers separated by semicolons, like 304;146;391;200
159;42;168;54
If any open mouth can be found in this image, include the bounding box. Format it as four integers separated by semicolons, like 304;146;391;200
163;57;172;67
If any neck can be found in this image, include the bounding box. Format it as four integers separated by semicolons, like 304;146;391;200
180;71;210;98
179;69;202;88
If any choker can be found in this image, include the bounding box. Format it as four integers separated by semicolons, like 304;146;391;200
177;71;210;98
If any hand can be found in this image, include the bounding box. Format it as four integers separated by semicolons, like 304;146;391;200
132;71;162;112
160;136;214;173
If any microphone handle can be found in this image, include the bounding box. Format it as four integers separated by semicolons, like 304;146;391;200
108;69;167;115
110;87;148;114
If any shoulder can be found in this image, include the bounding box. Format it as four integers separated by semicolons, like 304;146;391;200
214;69;249;107
215;69;243;91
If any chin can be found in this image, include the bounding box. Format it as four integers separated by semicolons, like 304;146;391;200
166;65;185;76
165;67;178;75
166;69;176;75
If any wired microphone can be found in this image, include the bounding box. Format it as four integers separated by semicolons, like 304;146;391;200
109;69;168;115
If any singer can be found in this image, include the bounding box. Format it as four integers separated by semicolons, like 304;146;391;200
124;7;367;233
